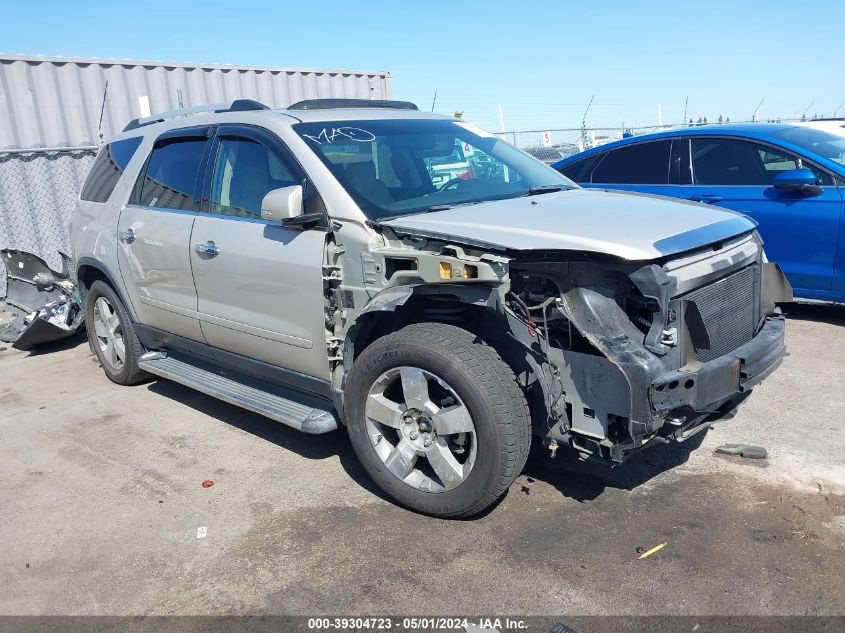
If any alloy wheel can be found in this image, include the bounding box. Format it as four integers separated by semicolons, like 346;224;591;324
92;296;126;371
364;366;477;492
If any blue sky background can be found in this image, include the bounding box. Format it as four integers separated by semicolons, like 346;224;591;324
2;0;842;132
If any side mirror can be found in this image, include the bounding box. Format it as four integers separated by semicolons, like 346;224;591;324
773;169;822;197
260;185;303;222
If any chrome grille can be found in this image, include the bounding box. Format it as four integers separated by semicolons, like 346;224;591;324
681;265;757;363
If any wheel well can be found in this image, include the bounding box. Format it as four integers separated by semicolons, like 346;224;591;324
344;294;550;437
77;264;111;294
347;294;488;362
76;264;137;322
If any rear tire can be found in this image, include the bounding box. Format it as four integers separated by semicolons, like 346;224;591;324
85;280;148;385
345;322;531;518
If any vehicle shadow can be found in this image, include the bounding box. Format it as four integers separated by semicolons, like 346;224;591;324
523;431;707;503
144;377;709;513
20;328;89;356
144;379;391;503
781;302;845;326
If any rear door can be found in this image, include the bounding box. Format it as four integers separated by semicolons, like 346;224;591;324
116;127;212;342
189;124;330;382
683;137;840;292
564;139;675;195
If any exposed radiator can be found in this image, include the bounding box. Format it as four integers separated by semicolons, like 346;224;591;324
680;265;757;363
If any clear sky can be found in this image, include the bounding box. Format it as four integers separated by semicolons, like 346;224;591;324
2;0;842;133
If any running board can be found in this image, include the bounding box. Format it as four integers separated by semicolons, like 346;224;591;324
138;352;339;434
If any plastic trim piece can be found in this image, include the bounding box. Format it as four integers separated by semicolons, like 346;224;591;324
653;216;758;256
287;98;418;111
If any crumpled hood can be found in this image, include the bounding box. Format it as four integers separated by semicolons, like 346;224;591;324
381;188;757;260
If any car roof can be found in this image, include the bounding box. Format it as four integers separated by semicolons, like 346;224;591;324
280;107;452;123
553;122;806;166
108;104;455;144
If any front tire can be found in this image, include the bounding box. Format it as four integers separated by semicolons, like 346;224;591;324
85;280;148;385
345;322;531;518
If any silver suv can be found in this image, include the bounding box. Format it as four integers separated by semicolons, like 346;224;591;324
70;98;791;517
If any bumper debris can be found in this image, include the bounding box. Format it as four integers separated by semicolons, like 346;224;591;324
0;250;84;351
715;444;769;459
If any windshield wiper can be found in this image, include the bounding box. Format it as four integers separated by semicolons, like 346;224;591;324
524;184;564;196
420;204;454;213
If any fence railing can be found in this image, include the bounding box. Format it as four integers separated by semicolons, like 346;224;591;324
0;146;97;296
499;118;809;154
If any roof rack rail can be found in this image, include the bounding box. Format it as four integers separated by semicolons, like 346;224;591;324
287;98;418;111
123;99;270;132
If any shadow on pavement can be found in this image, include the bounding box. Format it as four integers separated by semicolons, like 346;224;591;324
523;430;707;503
147;376;710;512
781;302;845;326
145;378;391;503
21;328;88;356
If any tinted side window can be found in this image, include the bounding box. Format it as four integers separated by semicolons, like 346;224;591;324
591;141;671;184
138;138;207;210
209;138;298;218
692;138;780;185
689;138;837;186
559;153;603;183
80;137;143;202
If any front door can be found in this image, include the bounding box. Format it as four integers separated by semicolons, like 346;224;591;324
189;125;330;381
116;130;210;341
683;137;841;293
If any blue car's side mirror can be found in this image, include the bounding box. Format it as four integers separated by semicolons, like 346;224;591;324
773;168;822;197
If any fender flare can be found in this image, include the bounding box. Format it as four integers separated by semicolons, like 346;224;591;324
75;256;138;322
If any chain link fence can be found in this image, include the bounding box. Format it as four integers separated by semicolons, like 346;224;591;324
499;118;809;162
500;125;669;159
0;146;97;296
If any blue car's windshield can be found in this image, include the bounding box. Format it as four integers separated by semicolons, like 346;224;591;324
773;126;845;168
294;118;576;220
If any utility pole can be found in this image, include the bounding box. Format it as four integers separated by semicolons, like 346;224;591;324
682;96;688;126
497;102;506;134
802;99;816;120
657;103;663;127
753;98;765;122
581;94;595;148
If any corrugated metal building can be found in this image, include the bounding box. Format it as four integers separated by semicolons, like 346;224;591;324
0;54;393;290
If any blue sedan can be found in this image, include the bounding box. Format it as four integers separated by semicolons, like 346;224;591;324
553;123;845;303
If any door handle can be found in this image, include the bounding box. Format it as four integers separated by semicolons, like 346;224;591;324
690;194;724;204
195;241;220;256
119;228;136;243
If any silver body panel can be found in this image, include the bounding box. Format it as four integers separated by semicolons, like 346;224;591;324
70;105;760;388
116;206;204;341
382;189;751;261
190;214;329;378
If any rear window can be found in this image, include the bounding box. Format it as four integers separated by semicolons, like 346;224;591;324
558;154;603;182
591;140;672;184
80;137;143;202
137;138;207;210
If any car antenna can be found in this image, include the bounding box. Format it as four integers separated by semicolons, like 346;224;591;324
431;89;438;112
97;80;109;144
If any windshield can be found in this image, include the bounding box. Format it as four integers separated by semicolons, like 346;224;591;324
772;126;845;167
294;118;576;220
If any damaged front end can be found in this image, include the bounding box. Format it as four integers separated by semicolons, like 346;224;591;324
0;250;84;351
505;232;791;464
